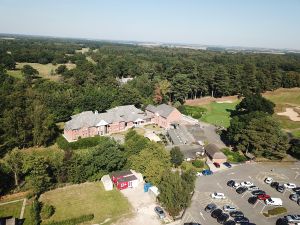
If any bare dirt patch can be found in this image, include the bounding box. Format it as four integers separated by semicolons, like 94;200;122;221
277;107;300;122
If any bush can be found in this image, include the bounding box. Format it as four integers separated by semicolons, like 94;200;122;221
263;207;287;217
41;204;55;220
192;160;204;168
43;214;94;225
222;148;247;163
30;198;41;225
56;135;111;150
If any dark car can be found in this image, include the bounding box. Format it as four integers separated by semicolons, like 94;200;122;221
227;180;235;187
223;162;232;168
230;211;244;218
205;203;217;213
184;223;201;225
298;199;300;205
240;223;256;225
217;213;229;224
251;190;266;196
277;185;285;193
248;196;258;204
234;217;249;223
214;162;221;168
202;169;213;176
276;218;288;225
236;186;248;194
271;182;279;189
211;209;223;218
293;187;300;192
224;220;236;225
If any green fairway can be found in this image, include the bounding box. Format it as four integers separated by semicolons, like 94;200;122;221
39;182;131;225
0;200;23;218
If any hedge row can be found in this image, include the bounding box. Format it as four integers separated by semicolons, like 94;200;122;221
56;135;108;150
44;214;94;225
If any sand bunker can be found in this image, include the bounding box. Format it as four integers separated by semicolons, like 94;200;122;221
277;108;300;122
216;100;233;103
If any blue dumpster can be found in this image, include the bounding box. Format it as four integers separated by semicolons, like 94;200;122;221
144;183;152;192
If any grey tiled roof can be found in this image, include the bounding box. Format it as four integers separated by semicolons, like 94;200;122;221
65;105;147;130
146;104;176;118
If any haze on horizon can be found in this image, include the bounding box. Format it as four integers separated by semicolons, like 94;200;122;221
0;0;300;50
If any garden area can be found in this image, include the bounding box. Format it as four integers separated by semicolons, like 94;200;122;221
222;148;247;163
39;182;131;225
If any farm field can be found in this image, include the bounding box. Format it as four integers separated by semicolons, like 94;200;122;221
39;182;132;225
7;62;76;81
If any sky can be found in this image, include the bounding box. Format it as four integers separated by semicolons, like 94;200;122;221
0;0;300;50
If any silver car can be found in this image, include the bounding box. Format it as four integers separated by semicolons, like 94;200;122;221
223;205;237;212
154;206;165;219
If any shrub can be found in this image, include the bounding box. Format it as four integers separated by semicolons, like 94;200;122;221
192;160;204;168
263;207;287;217
41;204;55;220
56;135;111;150
222;148;247;163
30;198;41;225
44;214;94;225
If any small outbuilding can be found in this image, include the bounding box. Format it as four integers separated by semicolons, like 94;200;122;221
205;143;227;163
110;170;143;190
101;174;113;191
148;186;160;200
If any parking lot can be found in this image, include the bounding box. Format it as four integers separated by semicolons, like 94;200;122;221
182;161;300;225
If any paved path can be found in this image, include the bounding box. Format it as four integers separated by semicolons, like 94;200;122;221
0;198;24;206
20;198;27;219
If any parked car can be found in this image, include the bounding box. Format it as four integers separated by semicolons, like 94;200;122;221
264;177;273;184
224;220;236;225
236;186;248;194
240;181;254;187
234;217;249;223
289;193;300;202
214;162;221;168
248;196;258;205
230;211;244;218
223;205;237;212
217;213;229;224
251;190;266;196
265;198;283;206
184;223;201;225
154;206;165;219
277;185;285;193
257;194;271;200
205;203;217;213
298;199;300;206
271;182;279;189
276;218;288;225
202;169;213;176
223;162;232;168
284;183;297;189
233;183;241;189
240;223;256;225
293;187;300;192
284;215;300;223
227;180;235;187
211;209;223;218
248;186;259;191
211;192;226;199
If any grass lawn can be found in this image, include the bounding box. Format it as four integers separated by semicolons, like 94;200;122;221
7;62;76;82
0;200;23;218
39;182;131;225
183;102;238;128
7;70;23;79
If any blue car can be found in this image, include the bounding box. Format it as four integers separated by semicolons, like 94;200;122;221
202;170;213;176
223;162;232;168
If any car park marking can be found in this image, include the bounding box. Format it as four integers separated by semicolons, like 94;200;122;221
217;182;223;189
227;172;235;175
199;212;205;220
291;168;299;170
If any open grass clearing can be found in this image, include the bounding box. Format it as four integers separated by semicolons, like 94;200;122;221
39;182;132;225
7;62;76;81
75;47;90;54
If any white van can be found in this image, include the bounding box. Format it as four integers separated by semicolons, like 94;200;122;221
265;198;283;206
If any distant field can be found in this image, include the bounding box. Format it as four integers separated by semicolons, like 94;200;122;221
75;47;90;54
7;62;76;81
39;182;131;225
